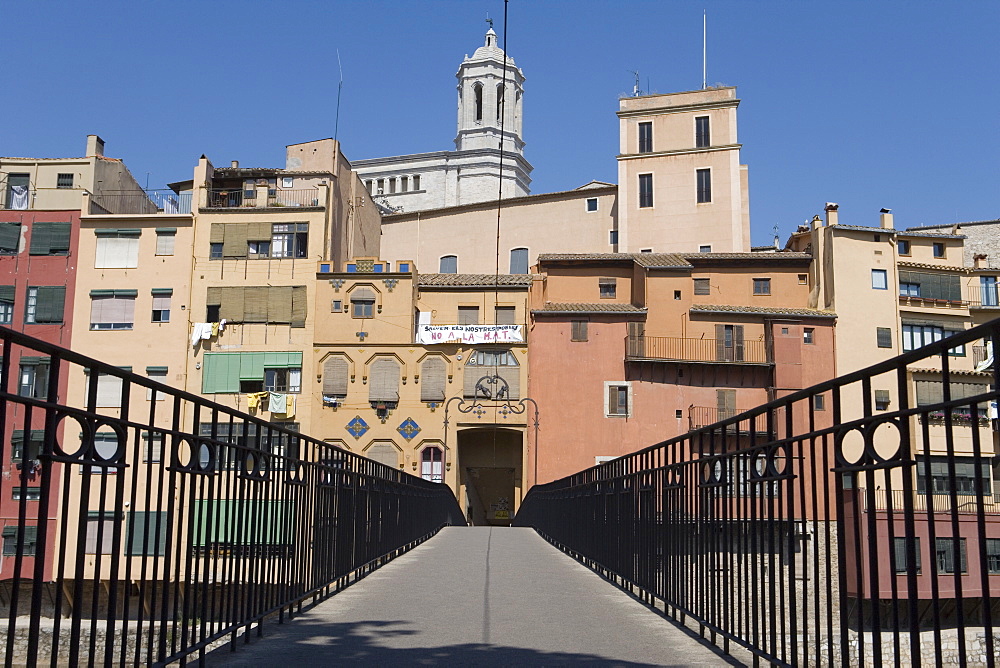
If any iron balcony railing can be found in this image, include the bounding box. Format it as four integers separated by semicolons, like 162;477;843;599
897;295;969;309
687;406;772;432
0;326;464;666
626;335;769;364
517;318;1000;667
205;189;323;209
89;190;193;215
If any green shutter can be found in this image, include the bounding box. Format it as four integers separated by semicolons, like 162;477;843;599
262;352;302;368
202;353;241;393
0;286;14;303
239;352;266;380
0;223;20;252
154;228;177;234
34;287;66;323
192;500;292;547
28;224;52;255
150;288;173;296
126;511;167;556
47;223;71;253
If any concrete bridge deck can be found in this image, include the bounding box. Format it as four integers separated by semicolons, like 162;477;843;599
205;526;734;666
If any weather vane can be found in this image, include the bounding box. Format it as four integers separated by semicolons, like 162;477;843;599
486;14;493;30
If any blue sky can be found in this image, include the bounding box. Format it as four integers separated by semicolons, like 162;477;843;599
6;1;998;246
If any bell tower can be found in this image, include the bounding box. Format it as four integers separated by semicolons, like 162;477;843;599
455;27;525;157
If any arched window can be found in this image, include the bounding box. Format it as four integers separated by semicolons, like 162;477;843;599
350;287;376;318
420;357;447;403
509;247;528;274
421;446;444;483
368;358;400;408
496;83;505;123
365;441;399;469
322;355;349;403
473;83;483;122
439;255;457;273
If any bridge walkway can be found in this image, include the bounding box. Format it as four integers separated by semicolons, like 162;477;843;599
205;527;734;667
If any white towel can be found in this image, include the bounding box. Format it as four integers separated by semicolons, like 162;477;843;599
9;185;28;210
191;323;210;346
268;393;287;413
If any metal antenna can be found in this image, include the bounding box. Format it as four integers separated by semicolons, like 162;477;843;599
334;49;344;142
629;70;641;96
702;11;707;89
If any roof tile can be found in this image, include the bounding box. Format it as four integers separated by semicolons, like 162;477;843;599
532;302;647;314
417;273;534;287
690;304;837;318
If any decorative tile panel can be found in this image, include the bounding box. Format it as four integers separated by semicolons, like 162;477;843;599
397;417;421;441
346;416;369;439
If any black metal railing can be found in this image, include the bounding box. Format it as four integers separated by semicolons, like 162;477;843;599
517;319;1000;667
90;190;193;215
626;335;769;364
204;189;322;209
0;326;464;666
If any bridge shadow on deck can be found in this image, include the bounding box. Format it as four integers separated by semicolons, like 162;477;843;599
204;527;735;667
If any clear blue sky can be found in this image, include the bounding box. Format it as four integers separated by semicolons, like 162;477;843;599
6;1;998;246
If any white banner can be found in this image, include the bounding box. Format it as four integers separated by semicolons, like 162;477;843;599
416;324;523;345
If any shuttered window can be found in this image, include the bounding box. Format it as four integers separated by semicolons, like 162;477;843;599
202;352;303;394
420;357;447;402
126;511;168;556
85;512;117;555
0;285;14;324
322;356;349;397
350;288;375;318
365;442;399;468
369;358;400;404
206;286;307;325
509;248;529;274
151;289;171;323
458;306;479;325
915;380;989;406
607;384;629;416
893;537;921;574
29;222;71;256
90;290;137;329
874;390;891;411
464;349;519;400
94;229;140;268
694;278;710;295
26;286;66;324
155;228;176;256
0;223;21;253
2;525;37;556
96;373;124;408
10;430;44;463
495;306;516;325
715;324;745;362
599;278;616;299
876;327;893;348
898;271;962;302
439;255;458;273
571;320;588;342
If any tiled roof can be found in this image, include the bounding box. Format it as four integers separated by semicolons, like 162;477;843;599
536;253;693;268
897;230;965;239
417;273;534;287
532;302;647;314
897;261;971;272
828;224;897;234
907;219;999;230
683;252;812;261
690;304;837;319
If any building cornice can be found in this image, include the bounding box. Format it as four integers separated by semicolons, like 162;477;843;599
383;185;618;222
617;144;741;161
617;99;740;119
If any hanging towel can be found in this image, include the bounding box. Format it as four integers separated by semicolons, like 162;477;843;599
191;323;208;346
219;319;227;332
9;185;28;210
268;392;287;414
211;322;220;337
247;393;261;412
275;395;295;419
201;324;212;340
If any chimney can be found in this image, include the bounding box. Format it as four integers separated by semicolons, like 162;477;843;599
879;208;894;229
86;135;105;157
231;160;239;169
811;214;822;230
974;254;988;269
824;202;839;226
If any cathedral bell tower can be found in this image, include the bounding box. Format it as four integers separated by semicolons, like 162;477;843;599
455;28;525;158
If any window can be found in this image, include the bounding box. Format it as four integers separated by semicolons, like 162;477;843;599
331;299;343;312
85;512;117;555
715;324;745;362
753;278;771;295
695;116;710;148
368;357;400;407
89;290;137;330
413;175;421;190
495;306;516;325
439;255;458;273
899;281;920;297
696;169;712;203
57;173;74;189
350;288;375;318
270;223;308;258
10;430;44;464
209;243;223;259
142;431;163;462
874;234;881;242
25;286;66;324
247;240;271;258
155;228;176;256
917;456;991;495
206;286;307;326
876;327;893;348
813;394;825;411
897;271;961;301
421;446;444;483
897;240;911;255
586;198;598;212
609;230;618;245
803;327;814;344
902;324;964;354
699;245;712;253
145;367;168;400
94;373;124;408
201;352;304;394
509;248;529;274
935;538;967;574
599;277;616;299
893;537;921;574
281;177;294;188
18;357;49;399
29;222;71;256
496;83;505;122
606;383;630;417
673;290;681;300
2;525;37;556
871;269;888;290
638;122;653;153
5;174;30;210
571;320;588;342
473;83;483;122
638;174;653;208
264;367;302;393
11;487;41;501
126;511;167;556
322;355;350;402
420;357;447;403
94;228;140;268
874;389;891;411
640;248;652;253
151;289;171;323
980;276;998;307
458;306;480;325
400;176;408;192
798;274;808;284
987;539;1000;575
465;349;520;399
365;442;400;469
693;278;710;296
0;223;21;254
933;243;945;258
716;389;737;420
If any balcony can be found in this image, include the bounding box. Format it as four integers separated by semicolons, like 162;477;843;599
859;488;1000;514
89;190;192;215
626;335;769;364
205;189;322;210
897;295;968;310
969;288;1000;310
688;406;772;433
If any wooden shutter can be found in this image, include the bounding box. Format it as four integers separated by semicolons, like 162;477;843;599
734;325;745;361
715;324;726;361
608;385;620;415
572;320;588;341
47;223;71;253
717;389;736;420
915;380;944;406
35;287;65;323
243;288;268;322
290;286;307;327
210;223;225;244
210;286;245;323
458;306;479;325
421;357;447;402
463;361;480;398
248;221;272;241
0;223;20;252
365;443;398;468
0;285;14;303
222;223;249;258
496;306;516;325
28;223;52;255
267;286;293;323
497;366;520;399
369;358;400;403
322;356;349;396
